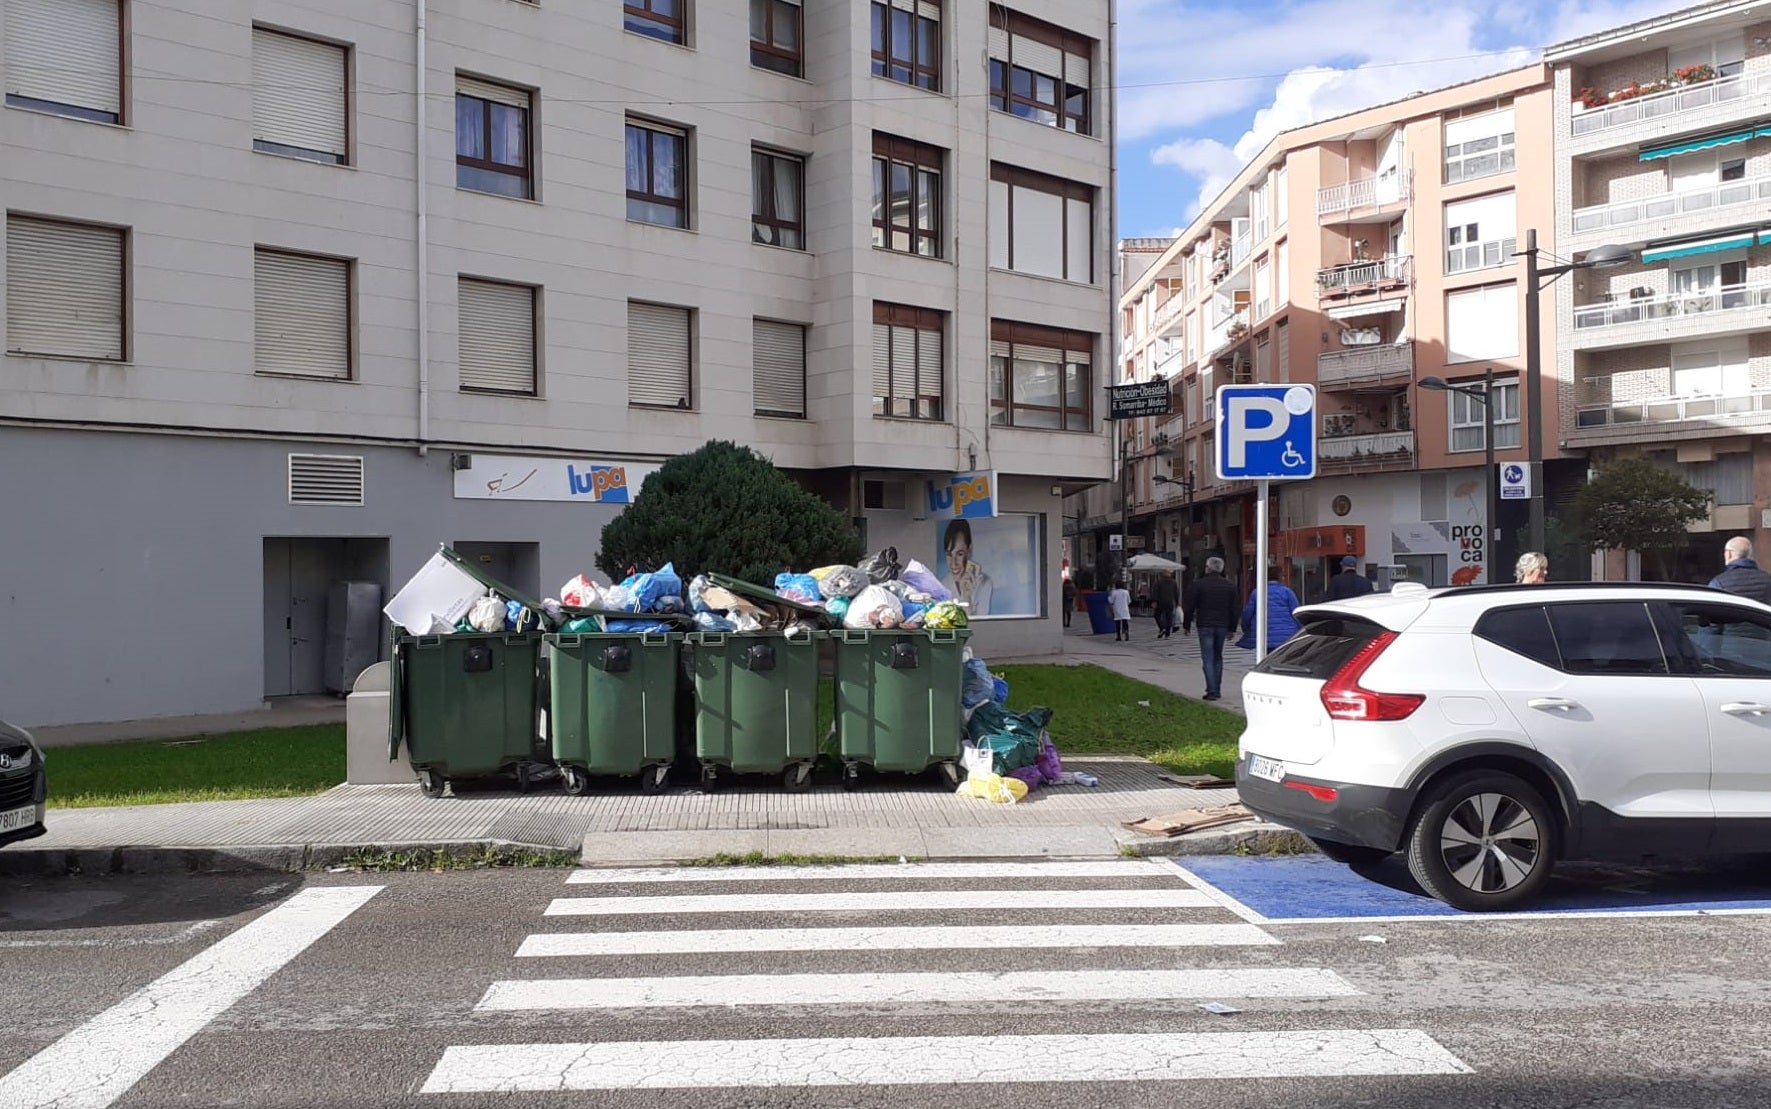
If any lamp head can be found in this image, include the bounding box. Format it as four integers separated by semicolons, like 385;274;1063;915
1583;244;1634;269
1418;376;1450;392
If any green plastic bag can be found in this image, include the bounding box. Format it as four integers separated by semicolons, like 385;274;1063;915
560;616;602;633
965;703;1053;773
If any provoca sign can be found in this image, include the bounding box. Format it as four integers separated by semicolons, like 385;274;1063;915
926;471;1000;519
452;454;659;504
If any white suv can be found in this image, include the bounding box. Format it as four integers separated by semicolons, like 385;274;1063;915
1235;581;1771;911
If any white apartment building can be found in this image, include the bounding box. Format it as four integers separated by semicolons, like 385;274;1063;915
1;0;1114;728
1547;0;1771;582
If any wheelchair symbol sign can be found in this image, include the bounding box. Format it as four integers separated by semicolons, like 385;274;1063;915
1216;385;1317;481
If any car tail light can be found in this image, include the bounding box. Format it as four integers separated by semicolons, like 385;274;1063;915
1320;630;1424;721
1284;781;1339;803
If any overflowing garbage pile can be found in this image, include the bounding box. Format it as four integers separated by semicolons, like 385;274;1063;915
953;647;1084;804
552;564;686;633
766;545;970;631
690;574;822;635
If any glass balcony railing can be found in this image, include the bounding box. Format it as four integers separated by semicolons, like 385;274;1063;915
1573;280;1771;332
1319;431;1415;463
1316;255;1411;296
1571;70;1771;137
1576;389;1771;428
1572;175;1771;235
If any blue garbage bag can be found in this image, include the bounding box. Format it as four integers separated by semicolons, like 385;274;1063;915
962;658;995;709
775;572;822;605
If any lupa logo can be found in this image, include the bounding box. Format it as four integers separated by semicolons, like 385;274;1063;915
566;465;631;504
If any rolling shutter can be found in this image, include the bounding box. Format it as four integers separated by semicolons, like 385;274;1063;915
5;216;124;360
252;28;347;161
254;250;350;379
916;324;943;411
988;25;1009;60
3;0;121;118
458;278;537;394
457;75;528;108
1011;34;1063;79
753;319;806;418
872;322;893;403
628;302;691;407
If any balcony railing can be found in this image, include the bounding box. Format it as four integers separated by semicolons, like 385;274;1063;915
1571;174;1771;235
1315;174;1410;218
1230;230;1252;268
1577;389;1771;429
1317;342;1414;389
1152;293;1187;336
1571;70;1771;137
1319;431;1415;464
1316;255;1412;297
1573;280;1771;332
1206;310;1248;355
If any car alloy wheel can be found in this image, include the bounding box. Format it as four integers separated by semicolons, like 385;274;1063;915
1406;770;1557;911
1439;792;1541;894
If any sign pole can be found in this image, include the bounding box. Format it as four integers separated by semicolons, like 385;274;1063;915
1256;478;1269;663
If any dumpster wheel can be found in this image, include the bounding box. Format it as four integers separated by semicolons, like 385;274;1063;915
784;762;814;793
640;764;670;794
939;761;962;788
841;762;861;792
699;763;720;792
419;769;446;799
561;766;591;796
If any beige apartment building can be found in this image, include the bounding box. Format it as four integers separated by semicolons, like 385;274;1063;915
1089;66;1560;601
1547;0;1771;582
1;0;1114;727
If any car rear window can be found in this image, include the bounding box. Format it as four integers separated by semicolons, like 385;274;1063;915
1253;616;1384;679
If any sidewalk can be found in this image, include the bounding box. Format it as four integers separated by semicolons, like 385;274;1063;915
5;625;1292;876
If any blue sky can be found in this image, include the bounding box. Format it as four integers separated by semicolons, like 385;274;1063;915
1114;0;1685;237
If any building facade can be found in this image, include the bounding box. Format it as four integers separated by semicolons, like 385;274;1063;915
1547;0;1771;582
1105;66;1559;602
1;0;1114;727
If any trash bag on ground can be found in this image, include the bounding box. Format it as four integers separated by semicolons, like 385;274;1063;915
1007;766;1045;793
962;659;995;709
858;546;903;584
965;703;1053;774
901;559;952;602
817;566;870;600
1035;734;1064;783
844;584;904;629
468;594;506;633
957;771;1027;804
993;676;1010;705
775;572;822;605
923;601;968;629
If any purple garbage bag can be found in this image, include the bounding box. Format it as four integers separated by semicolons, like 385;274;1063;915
1035;734;1064;783
1007;765;1044;793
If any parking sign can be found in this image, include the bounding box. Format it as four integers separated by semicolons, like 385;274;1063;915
1216;384;1317;481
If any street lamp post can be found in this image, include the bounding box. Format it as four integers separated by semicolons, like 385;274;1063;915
1519;232;1635;555
1422;370;1498;582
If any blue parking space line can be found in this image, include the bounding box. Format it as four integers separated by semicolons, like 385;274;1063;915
1170;855;1771;923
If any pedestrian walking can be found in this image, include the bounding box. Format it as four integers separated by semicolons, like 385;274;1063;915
1182;557;1240;701
1514;551;1549;584
1060;576;1076;628
1709;536;1771;602
1324;555;1374;601
1236;579;1303;653
1107;579;1132;641
1152;571;1181;638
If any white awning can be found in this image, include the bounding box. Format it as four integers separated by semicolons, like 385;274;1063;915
1326;298;1406;321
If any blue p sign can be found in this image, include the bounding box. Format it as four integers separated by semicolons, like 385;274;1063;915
1216;384;1316;480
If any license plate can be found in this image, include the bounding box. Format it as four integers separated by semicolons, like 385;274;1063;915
1247;755;1285;783
0;803;37;833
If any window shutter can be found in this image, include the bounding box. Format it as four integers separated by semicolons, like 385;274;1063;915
458;278;536;394
457;75;528;108
988;25;1009;60
1445;107;1513;147
3;0;121;116
872;322;893;400
891;325;917;402
1066;50;1090;86
252;29;347;160
255;251;350;378
5;216;123;360
628;302;691;407
916;326;942;407
753;319;806;418
1012;34;1063;78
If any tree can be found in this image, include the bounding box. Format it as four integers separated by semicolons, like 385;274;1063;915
1570;457;1711;580
597;440;863;585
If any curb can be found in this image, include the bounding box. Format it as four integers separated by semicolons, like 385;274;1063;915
0;840;556;877
1113;821;1314;858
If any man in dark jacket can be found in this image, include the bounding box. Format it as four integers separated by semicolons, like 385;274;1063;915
1709;537;1771;603
1152;572;1181;638
1324;555;1375;601
1182;557;1240;701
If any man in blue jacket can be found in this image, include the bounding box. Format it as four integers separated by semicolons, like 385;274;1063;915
1324;555;1374;601
1182;557;1240;702
1710;536;1771;603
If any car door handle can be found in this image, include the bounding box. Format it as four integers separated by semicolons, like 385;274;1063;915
1528;697;1580;711
1721;702;1771;717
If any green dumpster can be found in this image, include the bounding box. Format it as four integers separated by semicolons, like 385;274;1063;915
547;610;688;795
832;627;971;789
388;546;550;798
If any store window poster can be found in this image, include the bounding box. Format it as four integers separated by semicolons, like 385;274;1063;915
932;514;1041;618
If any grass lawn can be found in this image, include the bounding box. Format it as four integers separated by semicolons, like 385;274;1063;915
995;664;1242;778
45;725;345;808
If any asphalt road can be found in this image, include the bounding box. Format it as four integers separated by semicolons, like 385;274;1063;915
4;858;1771;1108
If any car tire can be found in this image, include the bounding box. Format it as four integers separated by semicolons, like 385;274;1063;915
1307;837;1391;868
1405;770;1557;912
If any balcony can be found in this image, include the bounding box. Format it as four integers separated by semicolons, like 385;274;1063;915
1575;389;1771;438
1318;431;1416;473
1315;173;1410;225
1316;256;1411;300
1206;311;1249;358
1570;280;1771;351
1569;175;1771;248
1568;70;1771;156
1152;293;1187;338
1317;342;1414;390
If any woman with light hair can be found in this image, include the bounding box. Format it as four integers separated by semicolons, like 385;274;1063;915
1515;551;1549;584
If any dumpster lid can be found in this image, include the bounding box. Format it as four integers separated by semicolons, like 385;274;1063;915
702;573;831;623
435;545;559;630
558;606;693;628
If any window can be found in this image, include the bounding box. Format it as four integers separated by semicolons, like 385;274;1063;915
987;164;1091;281
1275;165;1289;228
1672;257;1748;311
989;320;1093;430
628;301;692;408
5;215;125;360
1546;602;1667;676
255;250;350;379
1253;258;1270;319
457;278;537;395
750;0;801;76
1720;158;1747;183
1664;602;1771;677
987;6;1090;134
1445;282;1518;362
1668;36;1745;78
1475;606;1560;669
1444;106;1515;184
252;28;347;164
871;0;940;91
872;302;943;420
3;0;122;124
626;120;689;228
872;134;942;258
1276;240;1289;306
752;149;803;249
753;318;806;418
1444;191;1516;275
1255;616;1387;678
1671;336;1749;397
456;77;531;198
1447;377;1520;452
625;0;684;44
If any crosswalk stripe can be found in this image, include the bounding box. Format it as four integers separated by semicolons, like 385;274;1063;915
567;861;1176;884
477;968;1357;1011
516;922;1281;957
420;1030;1472;1091
545;888;1214;916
